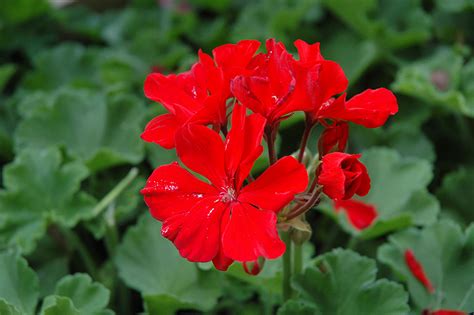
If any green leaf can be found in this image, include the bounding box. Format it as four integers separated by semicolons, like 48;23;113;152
0;251;39;314
350;117;436;163
0;299;22;315
231;0;323;44
15;89;145;172
22;43;147;92
115;215;222;313
392;47;474;116
323;31;378;84
289;249;409;315
437;167;474;224
319;148;439;239
0;0;50;24
143;294;198;315
37;257;69;299
41;296;80;315
321;0;378;38
0;147;96;253
277;299;320;315
378;220;474;312
0;64;16;91
435;0;474;12
321;0;431;49
375;0;432;49
45;274;112;315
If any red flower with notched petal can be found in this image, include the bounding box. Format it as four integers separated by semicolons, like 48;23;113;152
290;40;348;121
318;121;349;157
334;199;377;230
404;249;435;293
318;152;370;201
231;39;301;127
142;50;227;149
141;105;308;270
143;41;262;149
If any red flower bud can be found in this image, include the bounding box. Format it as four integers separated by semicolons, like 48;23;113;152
404;249;435;293
242;257;265;275
318;152;370;200
318;121;349;156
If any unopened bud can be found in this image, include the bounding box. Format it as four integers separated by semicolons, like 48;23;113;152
243;257;265;275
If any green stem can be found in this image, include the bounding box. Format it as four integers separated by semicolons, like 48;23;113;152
293;243;303;276
91;168;138;217
282;232;293;301
265;127;277;165
297;118;314;163
104;204;119;255
60;226;98;278
347;237;359;250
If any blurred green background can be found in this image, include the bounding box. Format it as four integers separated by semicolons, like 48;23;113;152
0;0;474;314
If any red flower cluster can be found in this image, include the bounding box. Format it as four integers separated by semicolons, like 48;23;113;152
141;39;398;270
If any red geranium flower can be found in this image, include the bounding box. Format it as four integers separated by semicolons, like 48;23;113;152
231;39;303;127
333;199;377;230
318;152;370;200
141;105;308;270
290;40;398;128
142;40;260;149
318;121;349;157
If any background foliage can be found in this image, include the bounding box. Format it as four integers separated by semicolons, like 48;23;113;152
0;0;473;314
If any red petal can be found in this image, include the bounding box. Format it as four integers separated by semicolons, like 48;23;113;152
294;39;324;63
175;125;227;188
141;162;217;221
239;156;309;212
334;199;377;230
212;207;234;271
213;40;261;80
162;197;227;262
344;88;398;127
222;202;285;261
430;311;467;315
319;88;398;128
225;104;266;188
140;114;180;149
404;249;435;293
144;72;201;114
316;60;348;108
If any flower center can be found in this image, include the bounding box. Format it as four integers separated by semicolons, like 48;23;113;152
220;187;237;203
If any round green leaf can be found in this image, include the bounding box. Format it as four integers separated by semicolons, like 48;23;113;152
290;249;409;315
0;251;39;315
0;147;96;253
115;215;222;313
